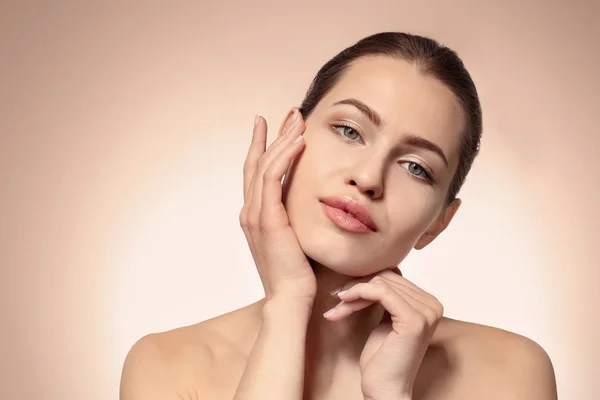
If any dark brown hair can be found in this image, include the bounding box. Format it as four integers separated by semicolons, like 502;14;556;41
299;32;482;205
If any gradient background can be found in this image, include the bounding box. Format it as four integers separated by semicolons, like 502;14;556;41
1;1;598;399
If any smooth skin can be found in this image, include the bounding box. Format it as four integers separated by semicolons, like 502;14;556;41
120;56;558;400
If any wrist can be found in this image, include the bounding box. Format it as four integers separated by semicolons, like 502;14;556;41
262;295;314;321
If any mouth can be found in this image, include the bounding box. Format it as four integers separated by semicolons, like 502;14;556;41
319;196;377;234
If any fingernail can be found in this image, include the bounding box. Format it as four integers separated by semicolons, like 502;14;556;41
292;109;301;124
254;115;260;127
323;307;337;318
293;135;303;143
330;286;343;296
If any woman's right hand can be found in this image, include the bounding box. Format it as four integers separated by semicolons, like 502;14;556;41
239;108;317;304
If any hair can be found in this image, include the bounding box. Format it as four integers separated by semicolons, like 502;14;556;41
298;31;482;205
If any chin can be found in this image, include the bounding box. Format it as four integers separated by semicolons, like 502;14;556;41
293;222;404;277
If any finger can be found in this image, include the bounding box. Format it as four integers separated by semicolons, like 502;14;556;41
329;270;383;296
245;110;297;207
248;111;303;223
372;271;442;311
277;107;300;139
260;134;305;229
262;109;302;166
378;269;431;297
243;115;268;203
240;117;268;268
373;276;444;323
370;274;429;306
336;282;424;322
323;298;376;321
329;268;423;307
339;282;442;326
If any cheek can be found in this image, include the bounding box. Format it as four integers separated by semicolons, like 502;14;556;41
283;133;336;189
281;142;318;205
384;188;440;240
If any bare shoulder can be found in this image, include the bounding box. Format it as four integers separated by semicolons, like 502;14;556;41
119;323;216;400
439;317;558;400
120;303;262;400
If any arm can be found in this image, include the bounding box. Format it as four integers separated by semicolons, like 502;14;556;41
233;297;313;400
233;112;316;398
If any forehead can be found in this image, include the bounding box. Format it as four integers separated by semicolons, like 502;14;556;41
318;55;465;167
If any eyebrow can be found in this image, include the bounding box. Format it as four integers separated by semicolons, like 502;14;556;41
333;98;383;128
331;98;449;168
402;133;449;167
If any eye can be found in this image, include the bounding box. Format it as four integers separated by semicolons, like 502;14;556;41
400;161;433;182
333;124;362;142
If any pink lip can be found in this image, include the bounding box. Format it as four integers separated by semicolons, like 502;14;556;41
319;196;377;233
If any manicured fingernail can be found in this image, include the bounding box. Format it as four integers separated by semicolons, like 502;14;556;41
293;135;303;143
323;307;337;318
330;286;343;296
254;115;260;127
337;290;348;297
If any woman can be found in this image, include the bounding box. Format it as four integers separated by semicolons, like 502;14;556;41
120;32;558;399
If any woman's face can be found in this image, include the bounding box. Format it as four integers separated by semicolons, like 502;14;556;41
282;55;465;276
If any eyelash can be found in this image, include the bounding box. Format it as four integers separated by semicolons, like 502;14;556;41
332;123;435;183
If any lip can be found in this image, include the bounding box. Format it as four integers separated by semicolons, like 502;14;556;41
319;196;377;233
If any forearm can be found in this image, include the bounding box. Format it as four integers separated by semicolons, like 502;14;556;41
233;297;313;400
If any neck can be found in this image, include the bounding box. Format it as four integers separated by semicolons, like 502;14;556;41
302;260;387;395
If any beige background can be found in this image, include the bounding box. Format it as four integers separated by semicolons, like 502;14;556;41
1;1;598;399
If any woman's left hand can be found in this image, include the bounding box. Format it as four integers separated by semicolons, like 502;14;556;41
324;268;444;400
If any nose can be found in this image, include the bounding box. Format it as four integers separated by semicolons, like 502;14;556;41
345;154;385;199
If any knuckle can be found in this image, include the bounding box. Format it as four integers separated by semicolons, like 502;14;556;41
258;210;280;232
263;165;280;181
429;295;444;316
373;280;389;293
407;313;428;332
244;155;259;170
370;276;384;285
257;155;269;170
243;159;251;172
435;301;444;317
381;284;394;297
258;213;274;232
239;211;248;227
423;308;438;324
345;282;363;294
247;214;260;230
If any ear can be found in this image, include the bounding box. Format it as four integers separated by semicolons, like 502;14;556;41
277;107;300;138
414;198;461;250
